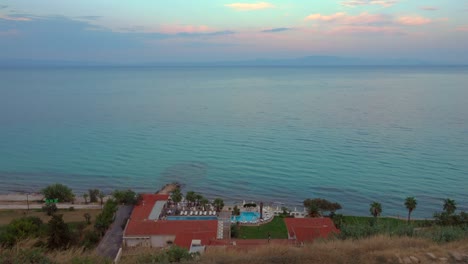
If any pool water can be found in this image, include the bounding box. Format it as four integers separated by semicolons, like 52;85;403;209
231;212;260;222
166;216;218;221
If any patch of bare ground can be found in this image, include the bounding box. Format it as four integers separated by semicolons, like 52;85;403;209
156;182;180;195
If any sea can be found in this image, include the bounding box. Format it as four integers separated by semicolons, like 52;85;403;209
0;66;467;218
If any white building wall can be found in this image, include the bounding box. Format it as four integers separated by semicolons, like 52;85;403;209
150;235;176;248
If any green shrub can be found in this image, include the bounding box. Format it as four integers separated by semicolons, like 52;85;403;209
41;183;75;203
94;199;118;236
112;189;137;205
47;214;71;250
0;217;43;248
82;231;100;249
88;189;100;203
42;203;58;216
136;246;195;263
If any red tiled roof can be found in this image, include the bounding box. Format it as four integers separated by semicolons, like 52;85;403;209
174;231;217;249
129;194;169;221
125;219;218;236
284;217;339;242
124;193;217;249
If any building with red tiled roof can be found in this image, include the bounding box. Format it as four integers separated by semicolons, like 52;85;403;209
284;217;339;243
123;194;218;250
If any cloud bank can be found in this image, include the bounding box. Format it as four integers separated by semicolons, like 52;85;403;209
225;2;274;11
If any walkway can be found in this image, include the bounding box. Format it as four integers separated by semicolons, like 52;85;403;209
95;205;133;260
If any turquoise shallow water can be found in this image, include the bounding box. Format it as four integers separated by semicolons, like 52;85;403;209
0;66;467;217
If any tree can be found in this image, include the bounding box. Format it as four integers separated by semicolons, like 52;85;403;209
443;199;457;215
47;214;71;250
98;192;105;206
195;194;203;206
369;202;382;218
41;183;75;203
404;197;417;222
232;205;240;216
185;191;196;206
303;198;342;216
170;189;182;204
213;198;224;212
42;203;57;216
83;213;91;225
112;189;137;205
307;204;320;217
83;193;89;204
88;189;100;203
200;198;209;211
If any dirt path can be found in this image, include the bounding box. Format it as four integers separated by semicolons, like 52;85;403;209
156;182;180;195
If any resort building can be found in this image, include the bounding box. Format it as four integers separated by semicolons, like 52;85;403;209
123;193;339;252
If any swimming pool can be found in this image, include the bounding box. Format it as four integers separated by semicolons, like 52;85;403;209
166;216;218;221
231;212;260;223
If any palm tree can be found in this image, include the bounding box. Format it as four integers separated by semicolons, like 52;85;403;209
98;192;105;206
195;194;203;206
83;193;89;204
213;198;224;212
171;189;183;204
185;191;196;206
200;198;209;211
404;197;417;222
369;202;382;218
443;199;457;215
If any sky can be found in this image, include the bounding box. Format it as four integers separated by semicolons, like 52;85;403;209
1;0;468;64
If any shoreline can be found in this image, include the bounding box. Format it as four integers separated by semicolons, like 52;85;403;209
0;191;433;220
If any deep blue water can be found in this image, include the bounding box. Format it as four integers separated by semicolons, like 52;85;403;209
0;66;467;217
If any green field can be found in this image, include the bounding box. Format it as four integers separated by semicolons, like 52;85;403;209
238;217;288;239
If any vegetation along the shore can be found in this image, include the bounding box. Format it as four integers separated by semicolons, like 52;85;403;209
0;183;466;263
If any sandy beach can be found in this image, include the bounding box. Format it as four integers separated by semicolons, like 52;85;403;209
0;193;106;210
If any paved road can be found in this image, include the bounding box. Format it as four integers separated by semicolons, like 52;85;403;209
0;204;102;210
95;205;133;260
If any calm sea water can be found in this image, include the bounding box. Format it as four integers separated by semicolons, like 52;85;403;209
0;66;467;217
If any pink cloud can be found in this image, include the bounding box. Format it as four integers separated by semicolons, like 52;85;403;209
456;25;468;32
341;0;398;8
420;6;438;11
305;12;346;22
159;24;213;34
330;25;402;35
396;16;431;26
305;12;387;25
225;2;274;11
0;15;31;21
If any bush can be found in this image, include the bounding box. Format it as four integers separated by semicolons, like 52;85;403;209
68;206;75;211
231;224;239;238
137;246;195;263
94;199;118;236
82;230;100;249
41;183;75;203
88;189;100;203
47;214;71;250
0;216;43;248
112;189;137;205
42;203;58;216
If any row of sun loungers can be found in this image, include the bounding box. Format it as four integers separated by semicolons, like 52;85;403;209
179;211;217;216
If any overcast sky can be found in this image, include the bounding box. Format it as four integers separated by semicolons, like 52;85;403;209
1;0;467;63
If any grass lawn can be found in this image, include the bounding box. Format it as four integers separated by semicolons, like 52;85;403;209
0;209;102;226
238;217;288;239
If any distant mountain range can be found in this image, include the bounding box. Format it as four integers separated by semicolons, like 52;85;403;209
0;56;464;67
